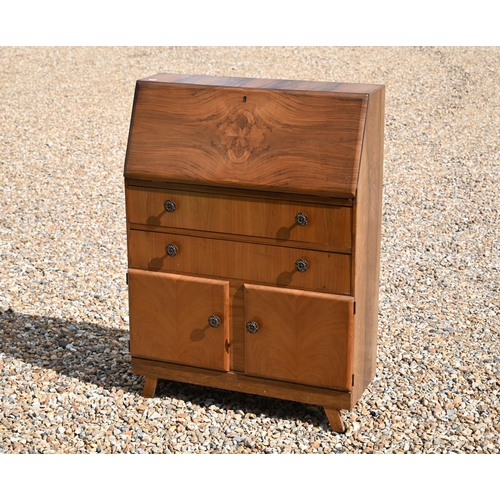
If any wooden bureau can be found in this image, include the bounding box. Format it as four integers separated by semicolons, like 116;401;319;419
124;73;385;432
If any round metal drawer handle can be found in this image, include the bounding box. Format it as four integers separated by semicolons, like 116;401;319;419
295;258;309;272
164;199;176;212
166;243;178;256
295;212;308;226
246;321;259;334
208;315;221;328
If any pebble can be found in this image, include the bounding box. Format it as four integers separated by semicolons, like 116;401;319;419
0;47;499;454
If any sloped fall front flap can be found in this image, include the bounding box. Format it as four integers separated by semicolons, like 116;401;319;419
124;73;375;198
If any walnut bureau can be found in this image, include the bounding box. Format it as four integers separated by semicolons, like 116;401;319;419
123;73;384;432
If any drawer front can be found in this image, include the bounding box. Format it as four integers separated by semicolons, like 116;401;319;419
244;284;354;391
126;186;352;251
128;269;230;371
128;230;351;295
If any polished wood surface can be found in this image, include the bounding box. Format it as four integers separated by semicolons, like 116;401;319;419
132;357;352;410
140;73;382;95
351;86;385;402
228;281;245;373
124;73;385;432
126;185;352;250
244;284;353;390
324;408;346;433
128;270;230;371
126;179;354;207
124;76;368;197
128;229;352;295
143;376;158;398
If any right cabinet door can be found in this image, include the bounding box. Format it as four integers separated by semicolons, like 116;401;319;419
244;284;354;391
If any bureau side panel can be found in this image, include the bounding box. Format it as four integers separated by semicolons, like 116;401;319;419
352;86;385;403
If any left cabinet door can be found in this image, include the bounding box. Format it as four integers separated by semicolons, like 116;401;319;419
128;269;230;371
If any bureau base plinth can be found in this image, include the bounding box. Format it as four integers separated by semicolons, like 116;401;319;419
133;357;351;433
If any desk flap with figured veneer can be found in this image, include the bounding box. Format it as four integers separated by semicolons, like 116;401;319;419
124;74;375;198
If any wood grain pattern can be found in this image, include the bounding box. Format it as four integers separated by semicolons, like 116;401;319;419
126;179;354;207
324;408;346;433
244;284;354;390
351;86;385;402
124;74;385;424
128;229;352;295
143;377;158;398
228;281;245;373
126;185;352;251
124;77;368;197
140;73;382;95
128;270;230;371
132;357;352;410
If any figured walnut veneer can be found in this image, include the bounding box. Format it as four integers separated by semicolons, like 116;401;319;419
124;73;385;433
124;74;375;198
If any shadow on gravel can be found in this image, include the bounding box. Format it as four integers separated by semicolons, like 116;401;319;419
0;308;332;430
0;308;137;391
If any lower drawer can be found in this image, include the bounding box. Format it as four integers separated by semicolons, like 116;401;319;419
128;229;351;295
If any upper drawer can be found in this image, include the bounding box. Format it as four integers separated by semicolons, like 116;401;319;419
124;76;374;197
126;186;352;252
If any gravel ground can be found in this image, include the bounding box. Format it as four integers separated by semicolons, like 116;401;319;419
0;46;499;454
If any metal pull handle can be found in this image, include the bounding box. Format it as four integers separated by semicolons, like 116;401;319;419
208;315;221;328
166;243;178;256
164;200;176;212
295;212;308;226
295;258;308;272
246;321;259;334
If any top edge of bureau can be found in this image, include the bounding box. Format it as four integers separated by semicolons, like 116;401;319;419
138;73;384;96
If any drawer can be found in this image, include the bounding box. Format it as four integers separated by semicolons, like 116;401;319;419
126;186;352;251
128;229;351;295
129;269;230;371
244;284;354;391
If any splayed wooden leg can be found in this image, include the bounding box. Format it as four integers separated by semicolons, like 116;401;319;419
324;407;346;433
143;376;158;398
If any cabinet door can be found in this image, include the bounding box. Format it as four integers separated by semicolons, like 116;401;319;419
129;270;230;371
244;284;353;390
